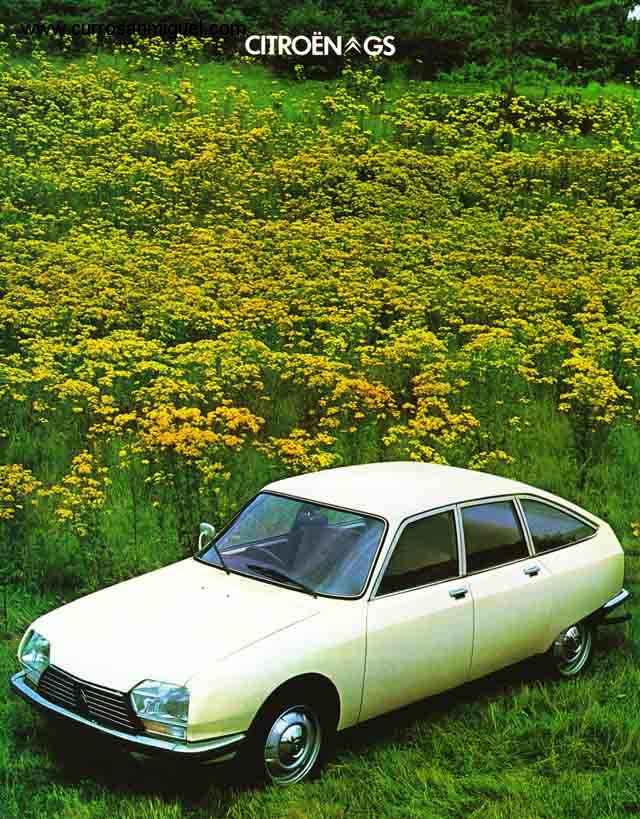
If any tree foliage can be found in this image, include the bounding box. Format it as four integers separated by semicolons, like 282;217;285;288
1;1;639;79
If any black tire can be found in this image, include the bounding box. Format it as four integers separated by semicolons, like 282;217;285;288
547;619;595;678
237;682;337;786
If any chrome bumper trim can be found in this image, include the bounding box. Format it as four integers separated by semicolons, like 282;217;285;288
601;588;631;613
10;671;245;761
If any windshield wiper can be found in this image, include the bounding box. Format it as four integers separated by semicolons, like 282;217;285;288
210;540;231;575
245;563;317;598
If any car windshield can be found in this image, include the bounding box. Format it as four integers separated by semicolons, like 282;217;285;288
199;492;386;598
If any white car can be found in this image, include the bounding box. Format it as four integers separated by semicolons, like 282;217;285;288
12;462;631;785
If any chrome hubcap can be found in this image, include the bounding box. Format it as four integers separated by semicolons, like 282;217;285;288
554;622;591;675
557;626;582;662
264;706;321;784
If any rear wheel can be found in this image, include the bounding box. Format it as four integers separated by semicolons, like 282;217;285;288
550;620;594;678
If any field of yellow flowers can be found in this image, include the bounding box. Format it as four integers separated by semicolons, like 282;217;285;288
2;40;640;596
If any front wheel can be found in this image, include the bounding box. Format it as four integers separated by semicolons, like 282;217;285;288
262;704;323;784
550;620;594;678
238;686;335;786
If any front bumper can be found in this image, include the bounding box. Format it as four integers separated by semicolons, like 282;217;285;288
10;671;245;763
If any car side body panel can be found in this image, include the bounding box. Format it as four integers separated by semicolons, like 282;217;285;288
536;521;624;647
360;579;473;722
466;558;553;681
186;599;367;741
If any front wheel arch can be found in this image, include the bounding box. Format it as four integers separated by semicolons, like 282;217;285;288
252;673;341;735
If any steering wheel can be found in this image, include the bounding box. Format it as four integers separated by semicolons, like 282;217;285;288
241;544;289;571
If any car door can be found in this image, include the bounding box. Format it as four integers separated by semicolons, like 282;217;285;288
360;507;474;722
461;497;553;682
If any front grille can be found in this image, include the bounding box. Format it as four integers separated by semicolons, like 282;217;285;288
38;665;142;734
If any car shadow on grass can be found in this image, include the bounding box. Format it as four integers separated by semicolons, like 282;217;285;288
11;716;239;806
336;655;546;758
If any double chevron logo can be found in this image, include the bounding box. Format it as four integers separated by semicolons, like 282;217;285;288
344;37;362;54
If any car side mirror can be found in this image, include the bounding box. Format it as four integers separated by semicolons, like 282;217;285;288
198;522;216;552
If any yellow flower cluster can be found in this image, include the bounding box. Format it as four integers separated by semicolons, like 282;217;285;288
385;90;635;151
0;465;41;521
42;452;110;539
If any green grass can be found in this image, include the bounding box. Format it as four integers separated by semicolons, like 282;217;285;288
39;51;640;118
1;586;638;819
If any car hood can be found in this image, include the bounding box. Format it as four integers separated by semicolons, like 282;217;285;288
34;559;321;691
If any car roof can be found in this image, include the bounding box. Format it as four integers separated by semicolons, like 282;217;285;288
265;461;570;523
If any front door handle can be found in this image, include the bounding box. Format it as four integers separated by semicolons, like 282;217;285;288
524;564;541;577
449;587;468;600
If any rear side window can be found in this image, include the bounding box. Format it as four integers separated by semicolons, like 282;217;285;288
378;510;459;596
462;501;528;573
521;499;596;553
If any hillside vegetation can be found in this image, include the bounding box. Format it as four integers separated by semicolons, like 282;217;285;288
3;1;640;80
0;44;639;819
2;46;640;589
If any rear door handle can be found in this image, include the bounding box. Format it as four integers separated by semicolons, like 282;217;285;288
449;587;468;600
524;564;541;577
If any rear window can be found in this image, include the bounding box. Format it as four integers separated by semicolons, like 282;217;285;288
520;499;596;553
462;501;528;573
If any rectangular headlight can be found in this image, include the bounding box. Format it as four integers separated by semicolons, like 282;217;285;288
130;680;190;740
19;630;50;685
